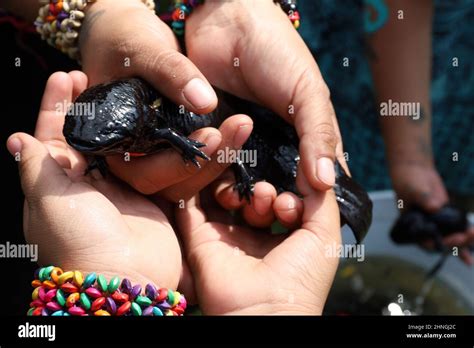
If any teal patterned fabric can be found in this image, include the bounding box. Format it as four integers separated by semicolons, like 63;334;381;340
298;0;474;195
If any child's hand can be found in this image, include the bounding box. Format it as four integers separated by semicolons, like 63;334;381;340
7;71;182;288
176;166;341;314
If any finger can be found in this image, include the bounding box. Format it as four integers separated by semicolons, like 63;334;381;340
242;182;277;228
35;72;73;142
178;259;197;305
213;173;245;211
108;128;222;194
264;69;339;190
264;165;341;283
7;133;70;204
247;49;338;190
298;114;338;191
459;248;473;266
415;187;449;213
133;28;217;113
331;112;350;175
160;115;253;202
273;192;303;229
296;164;340;241
68;70;88;100
443;228;474;248
176;195;207;239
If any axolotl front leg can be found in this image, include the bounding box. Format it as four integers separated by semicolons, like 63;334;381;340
153;128;210;167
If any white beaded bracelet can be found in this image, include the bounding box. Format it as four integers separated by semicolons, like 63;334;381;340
35;0;155;61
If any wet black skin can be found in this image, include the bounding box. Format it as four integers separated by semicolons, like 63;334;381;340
64;78;373;243
63;79;210;166
391;204;468;251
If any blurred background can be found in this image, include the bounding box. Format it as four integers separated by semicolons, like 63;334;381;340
326;191;474;315
0;0;473;315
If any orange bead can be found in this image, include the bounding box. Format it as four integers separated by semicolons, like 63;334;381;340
94;309;111;316
31;279;42;288
66;293;80;307
50;267;63;283
42;280;57;290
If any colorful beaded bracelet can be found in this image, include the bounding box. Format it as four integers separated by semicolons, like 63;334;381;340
35;0;155;61
165;0;300;36
276;0;300;29
167;0;203;36
28;266;187;316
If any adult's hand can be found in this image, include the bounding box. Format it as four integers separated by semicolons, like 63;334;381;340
6;71;182;288
185;0;347;226
391;163;474;265
79;0;253;202
186;0;346;187
176;167;341;314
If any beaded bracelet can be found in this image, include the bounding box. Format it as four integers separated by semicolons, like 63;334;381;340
166;0;300;36
277;0;300;29
28;266;187;316
34;0;155;61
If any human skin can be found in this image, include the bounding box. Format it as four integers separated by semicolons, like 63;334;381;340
6;71;182;289
368;0;473;263
3;0;345;229
7;71;341;314
176;169;341;315
183;0;350;227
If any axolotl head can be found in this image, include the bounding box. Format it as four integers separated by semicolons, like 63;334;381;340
63;78;165;155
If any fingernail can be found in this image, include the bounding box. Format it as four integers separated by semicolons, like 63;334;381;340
183;78;215;110
254;196;272;216
233;125;252;148
288;197;296;210
316;157;335;186
7;137;22;156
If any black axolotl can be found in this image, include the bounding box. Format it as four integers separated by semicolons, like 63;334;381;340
63;78;373;243
391;204;469;251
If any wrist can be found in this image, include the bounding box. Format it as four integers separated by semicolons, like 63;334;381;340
29;265;186;316
79;0;160;67
196;0;289;26
385;141;435;170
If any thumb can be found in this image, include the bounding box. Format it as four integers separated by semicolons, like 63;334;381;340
134;42;217;114
7;133;70;204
